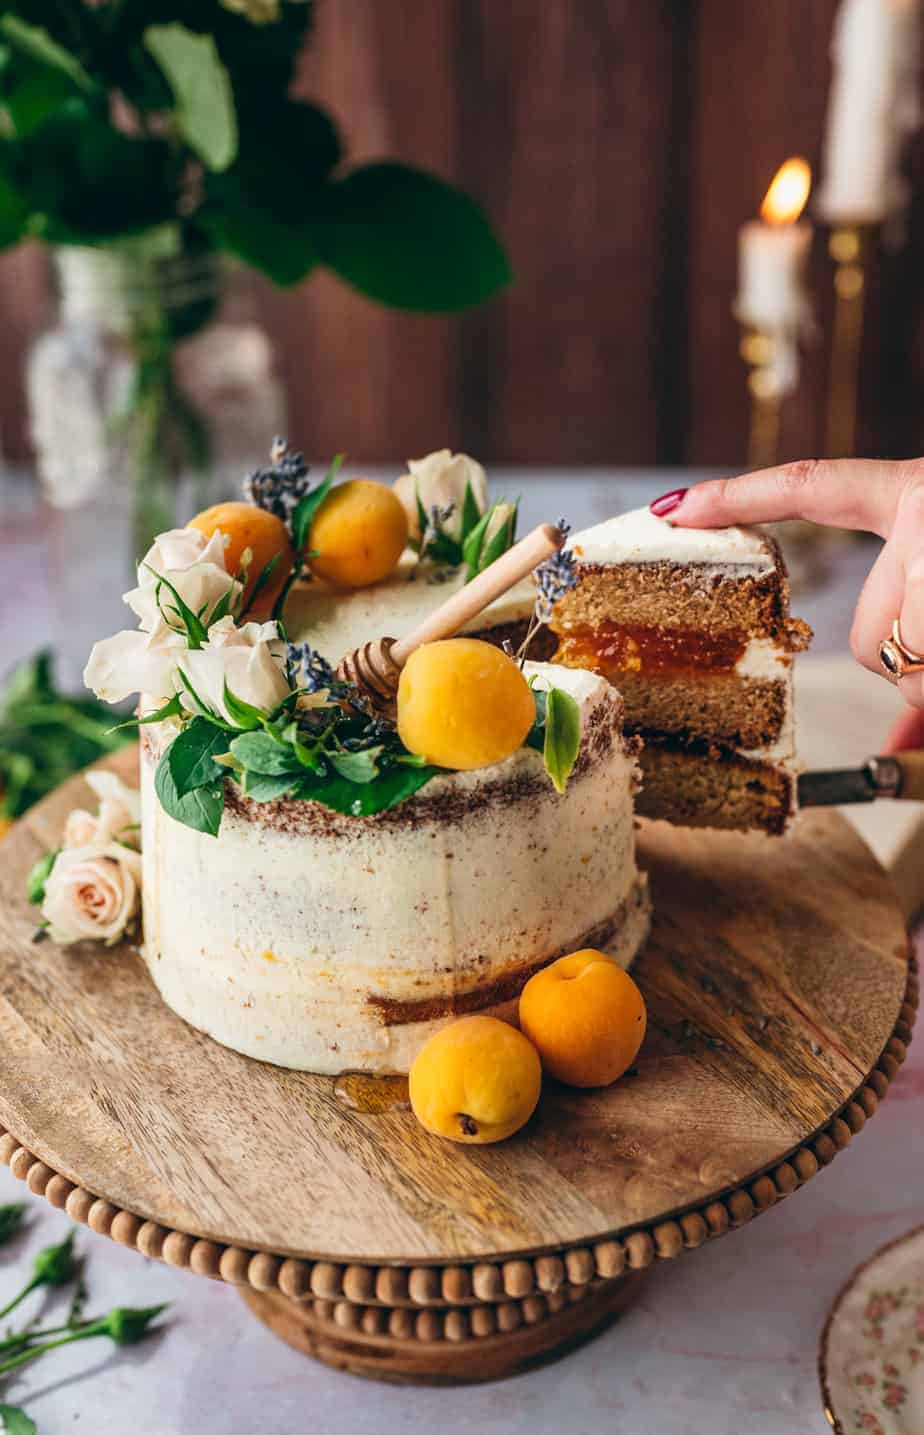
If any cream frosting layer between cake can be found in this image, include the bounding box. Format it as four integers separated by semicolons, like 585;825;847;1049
140;662;649;1074
568;506;775;573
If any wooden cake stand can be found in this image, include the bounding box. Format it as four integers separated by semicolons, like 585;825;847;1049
0;753;915;1384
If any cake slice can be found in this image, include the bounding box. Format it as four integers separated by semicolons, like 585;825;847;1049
549;507;811;834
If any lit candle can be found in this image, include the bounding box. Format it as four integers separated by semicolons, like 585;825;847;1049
817;0;922;226
736;158;812;332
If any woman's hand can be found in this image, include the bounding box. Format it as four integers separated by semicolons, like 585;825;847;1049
649;459;924;744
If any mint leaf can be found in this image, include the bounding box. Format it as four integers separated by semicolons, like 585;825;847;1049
329;747;382;784
297;763;438;815
0;1404;36;1435
229;730;301;775
144;24;237;172
312;162;511;312
543;687;581;794
242;769;300;802
26;849;57;905
291;454;343;553
164;718;228;796
154;756;224;837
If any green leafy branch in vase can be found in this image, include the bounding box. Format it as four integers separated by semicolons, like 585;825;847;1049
0;1203;167;1431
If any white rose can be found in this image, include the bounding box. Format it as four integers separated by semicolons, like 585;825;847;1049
84;618;186;706
124;527;241;634
181;615;290;723
395;450;488;543
64;772;141;850
41;843;142;945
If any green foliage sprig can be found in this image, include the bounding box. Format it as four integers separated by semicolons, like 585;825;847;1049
414;484;519;580
0;652;132;820
527;685;581;795
0;3;510;310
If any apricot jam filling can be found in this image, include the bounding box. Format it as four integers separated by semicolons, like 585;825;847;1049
553;623;747;677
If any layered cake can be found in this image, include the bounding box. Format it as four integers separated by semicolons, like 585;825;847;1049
550;508;810;834
139;662;648;1073
74;447;808;1075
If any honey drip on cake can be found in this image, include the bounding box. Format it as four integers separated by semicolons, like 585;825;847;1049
333;1072;410;1113
553;622;747;678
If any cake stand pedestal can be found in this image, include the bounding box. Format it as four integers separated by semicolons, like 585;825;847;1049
0;754;915;1384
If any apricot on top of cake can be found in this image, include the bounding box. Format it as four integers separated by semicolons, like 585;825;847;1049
397;638;535;771
519;950;647;1088
308;479;408;589
409;1015;541;1144
190;501;294;613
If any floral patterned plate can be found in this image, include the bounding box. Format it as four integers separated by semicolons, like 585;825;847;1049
820;1226;924;1434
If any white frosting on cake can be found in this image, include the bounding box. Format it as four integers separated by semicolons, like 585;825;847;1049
286;554;535;665
569;506;774;573
140;661;649;1074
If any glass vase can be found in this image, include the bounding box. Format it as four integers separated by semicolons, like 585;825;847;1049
26;241;286;685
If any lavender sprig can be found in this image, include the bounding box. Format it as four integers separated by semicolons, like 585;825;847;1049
518;520;578;664
244;438;313;529
533;519;578;622
286;642;337;694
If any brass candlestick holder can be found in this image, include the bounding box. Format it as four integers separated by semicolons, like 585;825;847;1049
739;326;784;471
825;223;876;459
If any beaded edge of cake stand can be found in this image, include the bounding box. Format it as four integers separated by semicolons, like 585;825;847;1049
0;955;916;1347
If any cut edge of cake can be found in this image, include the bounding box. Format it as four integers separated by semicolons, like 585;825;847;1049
549;506;811;836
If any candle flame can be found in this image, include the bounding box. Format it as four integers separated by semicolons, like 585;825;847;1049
760;157;811;226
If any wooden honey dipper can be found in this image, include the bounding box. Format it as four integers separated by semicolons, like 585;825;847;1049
337;523;564;708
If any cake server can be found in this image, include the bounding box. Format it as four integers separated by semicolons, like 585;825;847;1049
799;751;924;806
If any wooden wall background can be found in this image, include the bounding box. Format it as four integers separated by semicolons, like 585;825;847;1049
1;0;923;470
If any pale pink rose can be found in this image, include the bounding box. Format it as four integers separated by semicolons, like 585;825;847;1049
180;615;289;722
41;843;142;945
395;449;488;543
63;773;140;851
83;618;187;705
123;526;240;634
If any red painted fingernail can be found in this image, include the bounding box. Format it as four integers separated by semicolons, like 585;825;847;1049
649;488;688;518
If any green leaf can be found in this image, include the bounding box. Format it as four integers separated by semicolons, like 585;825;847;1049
0;1404;36;1435
312;162;512;312
297;763;439;816
329;746;382;784
107;692;184;734
0;1204;26;1247
229;729;301;775
0;15;92;92
221;681;267;733
543;687;581;794
26;849;57;905
163;717;228;796
200;97;338;285
291;454;343;553
242;769;300;802
144;24;237;172
238;553;280;620
154;755;224;836
144;566;209;648
0;151;29;250
459;480;480;541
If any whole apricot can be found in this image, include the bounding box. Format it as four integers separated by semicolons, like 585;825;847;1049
308;479;408;588
519;950;646;1088
409;1015;541;1144
397;638;535;771
190;501;294;613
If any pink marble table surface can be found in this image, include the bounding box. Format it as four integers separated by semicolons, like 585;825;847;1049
0;467;918;1433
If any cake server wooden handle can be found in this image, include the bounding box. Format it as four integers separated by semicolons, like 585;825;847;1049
799;751;924;806
389;523;562;666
